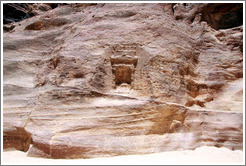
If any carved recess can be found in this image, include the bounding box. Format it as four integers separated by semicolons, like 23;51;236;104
110;44;138;87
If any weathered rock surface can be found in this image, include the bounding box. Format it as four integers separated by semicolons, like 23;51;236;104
3;3;243;158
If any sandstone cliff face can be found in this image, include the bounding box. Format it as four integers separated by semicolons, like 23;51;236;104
3;3;243;158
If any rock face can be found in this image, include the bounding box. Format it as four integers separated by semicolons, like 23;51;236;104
3;3;243;158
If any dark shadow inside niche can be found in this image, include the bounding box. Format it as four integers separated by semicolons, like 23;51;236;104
115;65;132;85
201;3;243;30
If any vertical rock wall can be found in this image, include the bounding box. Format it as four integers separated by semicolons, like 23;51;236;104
3;3;243;158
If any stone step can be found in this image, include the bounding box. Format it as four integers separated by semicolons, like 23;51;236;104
116;49;136;52
113;52;136;56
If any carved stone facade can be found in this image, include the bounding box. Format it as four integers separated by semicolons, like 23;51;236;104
110;44;138;87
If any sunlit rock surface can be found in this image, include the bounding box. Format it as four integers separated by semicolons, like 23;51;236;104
3;3;243;158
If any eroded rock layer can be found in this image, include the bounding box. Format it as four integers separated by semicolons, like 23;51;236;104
3;3;243;158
